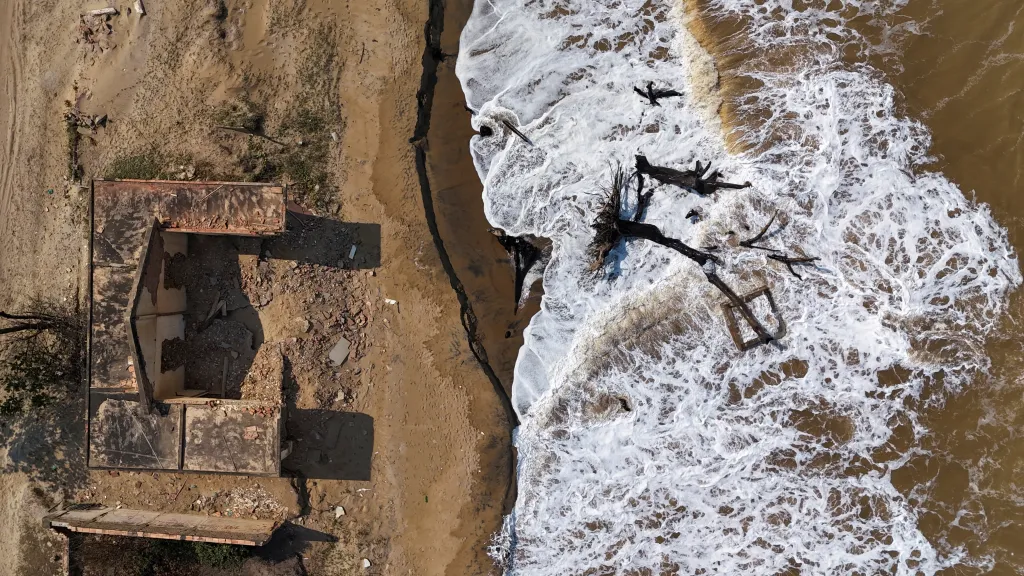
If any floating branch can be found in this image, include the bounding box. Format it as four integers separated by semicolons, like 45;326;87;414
740;211;780;252
635;155;751;196
501;119;534;147
768;254;820;279
633;81;683;106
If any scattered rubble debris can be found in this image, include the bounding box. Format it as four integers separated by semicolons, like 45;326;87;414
334;506;345;518
189;486;290;520
65;109;108;133
362;558;372;569
77;12;117;53
134;0;146;16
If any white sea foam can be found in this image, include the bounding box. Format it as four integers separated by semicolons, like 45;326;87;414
456;0;1021;573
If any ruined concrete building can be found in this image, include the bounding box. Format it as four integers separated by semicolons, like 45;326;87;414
46;504;280;546
87;179;287;476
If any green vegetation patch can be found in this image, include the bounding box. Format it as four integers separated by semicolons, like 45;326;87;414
71;535;253;575
211;22;344;214
0;299;84;418
103;150;165;180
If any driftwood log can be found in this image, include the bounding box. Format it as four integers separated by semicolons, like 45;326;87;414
635;155;751;196
590;168;775;344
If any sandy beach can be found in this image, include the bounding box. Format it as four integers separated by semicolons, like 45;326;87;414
0;0;519;574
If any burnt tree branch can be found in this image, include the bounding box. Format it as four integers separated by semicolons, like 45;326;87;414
740;211;780;251
590;168;774;345
633;170;654;222
768;254;820;279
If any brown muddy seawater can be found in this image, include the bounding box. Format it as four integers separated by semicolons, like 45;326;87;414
880;4;1024;573
689;0;1024;572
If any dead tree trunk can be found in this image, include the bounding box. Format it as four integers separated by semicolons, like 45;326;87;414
590;168;774;345
615;220;774;344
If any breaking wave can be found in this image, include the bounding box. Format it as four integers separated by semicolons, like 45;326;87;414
456;0;1021;573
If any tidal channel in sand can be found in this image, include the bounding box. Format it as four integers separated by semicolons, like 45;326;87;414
421;0;536;520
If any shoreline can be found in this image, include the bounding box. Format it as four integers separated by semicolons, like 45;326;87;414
419;0;533;519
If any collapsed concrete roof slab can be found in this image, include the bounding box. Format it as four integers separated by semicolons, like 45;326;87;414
183;402;282;475
93;179;286;237
46;504;281;546
88;394;182;470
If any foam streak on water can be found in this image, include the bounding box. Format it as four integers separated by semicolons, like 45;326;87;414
456;0;1021;573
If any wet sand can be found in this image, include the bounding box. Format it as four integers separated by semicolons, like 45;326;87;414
430;0;536;392
685;1;1024;572
423;0;545;525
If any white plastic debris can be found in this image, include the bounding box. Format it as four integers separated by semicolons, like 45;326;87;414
348;245;358;259
362;558;371;569
335;506;346;518
134;0;145;15
384;298;397;305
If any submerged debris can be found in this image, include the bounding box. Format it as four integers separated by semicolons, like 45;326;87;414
633;81;682;106
491;228;549;312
